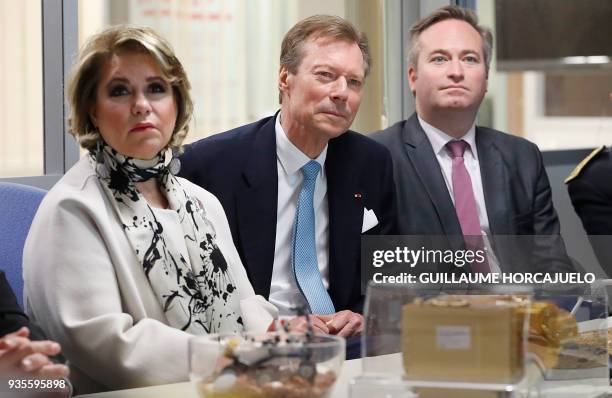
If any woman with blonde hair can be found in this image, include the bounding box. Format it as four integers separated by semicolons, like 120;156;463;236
23;25;277;393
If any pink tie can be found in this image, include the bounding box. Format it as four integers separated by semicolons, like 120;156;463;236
446;140;490;273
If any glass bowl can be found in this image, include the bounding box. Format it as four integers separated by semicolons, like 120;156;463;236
189;332;345;398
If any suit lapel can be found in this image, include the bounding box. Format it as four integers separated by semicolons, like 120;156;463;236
403;115;462;236
235;117;278;298
476;129;508;234
326;136;362;309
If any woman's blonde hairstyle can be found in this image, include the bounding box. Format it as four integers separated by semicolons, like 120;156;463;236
67;25;193;151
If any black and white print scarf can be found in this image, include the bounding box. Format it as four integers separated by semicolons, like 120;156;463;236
90;143;243;334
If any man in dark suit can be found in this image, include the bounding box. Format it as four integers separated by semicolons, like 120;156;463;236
1;270;69;384
1;271;46;340
371;6;574;274
180;15;396;337
567;145;612;275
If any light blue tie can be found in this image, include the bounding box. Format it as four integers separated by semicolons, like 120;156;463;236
292;160;335;315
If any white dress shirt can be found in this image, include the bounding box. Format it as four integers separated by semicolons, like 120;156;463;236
418;116;501;273
269;114;330;316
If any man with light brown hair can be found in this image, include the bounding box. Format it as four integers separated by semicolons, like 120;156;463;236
180;15;397;337
371;5;574;274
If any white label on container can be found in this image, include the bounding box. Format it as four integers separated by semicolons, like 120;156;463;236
436;326;471;349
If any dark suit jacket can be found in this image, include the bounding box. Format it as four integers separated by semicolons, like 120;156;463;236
567;147;612;275
0;270;46;340
179;115;397;313
370;113;575;274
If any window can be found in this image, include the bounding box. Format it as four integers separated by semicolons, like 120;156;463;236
0;0;79;188
0;1;43;177
78;0;389;141
476;0;612;150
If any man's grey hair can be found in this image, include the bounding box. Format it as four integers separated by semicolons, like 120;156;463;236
278;14;370;103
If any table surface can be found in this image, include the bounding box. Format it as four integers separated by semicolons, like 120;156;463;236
75;317;612;398
75;353;612;398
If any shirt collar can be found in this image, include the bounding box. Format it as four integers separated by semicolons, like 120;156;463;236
275;113;327;178
418;115;478;159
